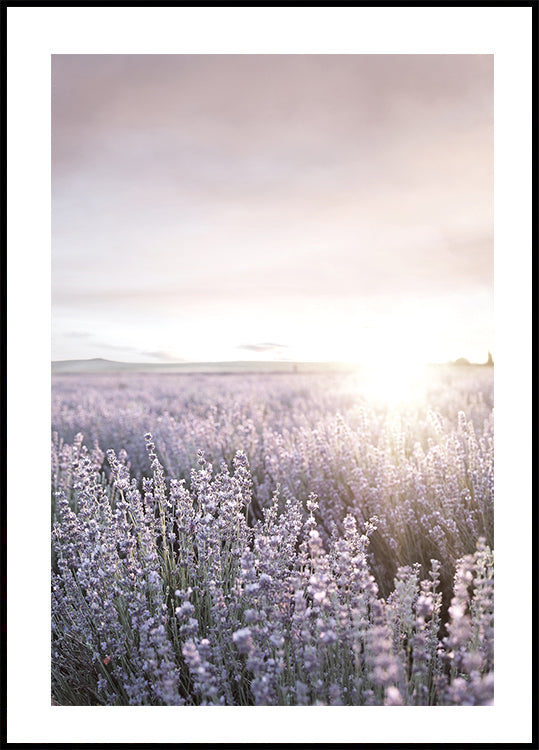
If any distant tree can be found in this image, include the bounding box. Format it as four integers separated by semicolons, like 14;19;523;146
485;351;494;366
454;357;471;367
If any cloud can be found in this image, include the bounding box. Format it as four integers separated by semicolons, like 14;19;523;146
64;330;91;338
52;55;492;177
94;342;135;352
237;342;288;353
140;350;186;362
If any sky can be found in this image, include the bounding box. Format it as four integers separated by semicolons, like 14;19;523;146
52;54;493;365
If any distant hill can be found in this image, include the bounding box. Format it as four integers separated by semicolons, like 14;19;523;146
51;358;358;375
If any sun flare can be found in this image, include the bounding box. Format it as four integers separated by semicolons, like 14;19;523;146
351;332;430;406
358;359;428;407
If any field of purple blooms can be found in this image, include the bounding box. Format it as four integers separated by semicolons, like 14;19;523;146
51;367;493;706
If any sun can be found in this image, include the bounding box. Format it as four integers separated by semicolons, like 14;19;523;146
359;358;427;407
352;332;430;407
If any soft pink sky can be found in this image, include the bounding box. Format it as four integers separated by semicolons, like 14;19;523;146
52;54;493;364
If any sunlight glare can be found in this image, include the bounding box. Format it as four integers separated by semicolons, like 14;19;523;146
354;332;430;407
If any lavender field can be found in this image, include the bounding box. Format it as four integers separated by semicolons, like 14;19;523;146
51;366;494;706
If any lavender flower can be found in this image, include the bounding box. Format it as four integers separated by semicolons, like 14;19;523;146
52;368;494;706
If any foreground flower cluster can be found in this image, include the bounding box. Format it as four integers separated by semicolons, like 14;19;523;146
51;369;493;705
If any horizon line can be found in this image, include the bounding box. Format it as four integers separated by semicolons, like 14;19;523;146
51;356;493;367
